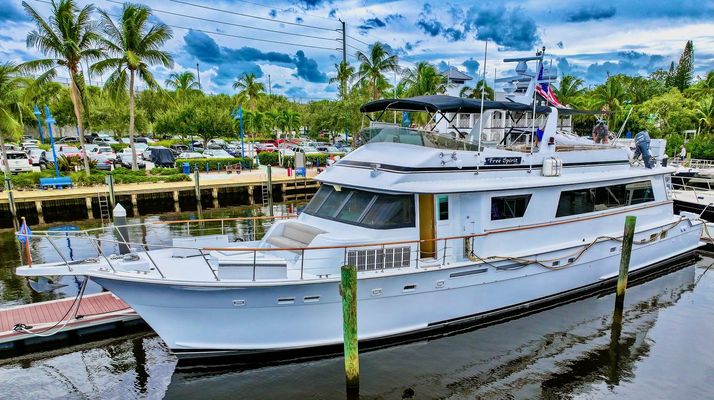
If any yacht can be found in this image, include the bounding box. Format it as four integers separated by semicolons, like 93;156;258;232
16;55;704;360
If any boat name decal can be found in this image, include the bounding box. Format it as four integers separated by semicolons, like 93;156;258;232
484;157;522;166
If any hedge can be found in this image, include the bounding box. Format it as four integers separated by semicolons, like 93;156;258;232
257;152;333;167
7;168;190;189
174;157;254;171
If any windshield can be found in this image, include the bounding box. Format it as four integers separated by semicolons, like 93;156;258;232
358;125;480;151
303;185;414;229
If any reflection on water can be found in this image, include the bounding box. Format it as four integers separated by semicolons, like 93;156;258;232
2;258;713;399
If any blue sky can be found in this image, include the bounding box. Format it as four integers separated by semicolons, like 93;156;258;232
1;0;713;100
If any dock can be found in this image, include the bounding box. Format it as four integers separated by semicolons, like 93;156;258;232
0;167;320;227
0;292;144;356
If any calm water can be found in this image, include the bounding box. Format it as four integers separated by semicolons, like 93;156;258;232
1;208;713;399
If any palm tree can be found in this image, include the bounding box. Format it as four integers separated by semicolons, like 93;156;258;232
459;80;495;100
696;96;714;134
21;0;102;175
689;71;714;99
329;61;355;99
553;74;584;107
400;62;446;97
232;73;265;111
281;109;301;134
593;78;629;127
356;42;398;100
0;63;27;175
165;71;200;100
92;3;173;170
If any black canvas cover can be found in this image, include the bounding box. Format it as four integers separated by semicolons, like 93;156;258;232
150;148;175;167
360;95;552;114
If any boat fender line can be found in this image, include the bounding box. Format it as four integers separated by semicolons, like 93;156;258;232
13;276;89;337
464;216;690;271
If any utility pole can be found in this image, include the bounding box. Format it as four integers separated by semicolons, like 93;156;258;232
196;63;201;90
340;19;346;65
268;74;272;96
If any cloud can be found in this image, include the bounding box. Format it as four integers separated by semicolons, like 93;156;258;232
422;3;433;15
293;50;328;83
296;17;304;24
463;5;540;51
328;9;337;18
462;58;480;76
269;9;277;18
447;4;463;23
565;6;616;23
183;31;326;86
443;27;465;42
359;17;386;31
296;0;327;10
0;2;30;22
272;83;284;89
556;41;564;49
286;86;309;98
385;14;404;23
416;18;443;37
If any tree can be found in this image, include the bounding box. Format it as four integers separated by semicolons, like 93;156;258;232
329;61;355;99
355;42;398;100
21;0;102;175
459;79;495;100
696;96;714;134
593;77;629;127
232;73;265;111
553;74;584;106
672;40;694;92
93;3;173;170
687;70;714;99
280;109;301;134
0;63;27;175
165;71;200;101
400;62;446;97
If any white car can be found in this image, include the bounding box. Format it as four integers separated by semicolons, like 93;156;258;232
2;151;33;173
92;136;119;145
27;148;48;167
202;149;232;158
177;152;206;159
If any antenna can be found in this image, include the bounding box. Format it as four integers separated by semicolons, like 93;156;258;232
477;40;488;151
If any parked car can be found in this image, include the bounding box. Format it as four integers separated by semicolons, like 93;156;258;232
1;151;33;173
55;145;83;158
170;144;189;156
116;153;146;169
118;147;144;160
294;145;321;155
177;152;206;159
88;146;116;170
202;149;232;159
148;147;175;167
92;136;119;145
56;136;79;144
256;143;277;153
316;145;342;155
27;148;49;169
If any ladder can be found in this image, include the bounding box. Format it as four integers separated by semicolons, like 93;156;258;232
98;193;111;226
261;182;269;207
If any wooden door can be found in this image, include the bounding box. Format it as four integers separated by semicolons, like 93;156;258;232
418;194;436;259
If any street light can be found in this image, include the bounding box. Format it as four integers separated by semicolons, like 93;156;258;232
44;106;61;178
33;105;44;144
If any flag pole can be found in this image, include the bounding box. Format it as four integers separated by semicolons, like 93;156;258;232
477;40;488;151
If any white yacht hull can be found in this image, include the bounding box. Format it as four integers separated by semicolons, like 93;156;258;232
90;221;702;359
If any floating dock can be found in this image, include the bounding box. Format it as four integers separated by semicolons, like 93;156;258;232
0;292;144;356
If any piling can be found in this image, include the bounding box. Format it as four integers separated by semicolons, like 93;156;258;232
267;165;274;216
107;172;116;208
113;204;130;254
340;265;359;392
194;168;201;205
615;215;636;311
609;215;636;384
5;177;17;225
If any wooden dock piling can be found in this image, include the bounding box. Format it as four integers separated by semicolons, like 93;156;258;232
615;215;637;311
340;265;359;392
267;165;273;216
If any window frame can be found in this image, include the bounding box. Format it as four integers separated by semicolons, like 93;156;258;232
490;193;533;221
555;180;656;218
437;195;449;221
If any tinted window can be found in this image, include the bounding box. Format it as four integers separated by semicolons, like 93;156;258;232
6;153;27;159
438;196;449;220
491;194;532;220
556;181;655;217
304;185;415;229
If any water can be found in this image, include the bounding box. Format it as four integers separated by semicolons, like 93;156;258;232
1;209;713;399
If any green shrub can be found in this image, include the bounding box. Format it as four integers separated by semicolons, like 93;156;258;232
174;157;254;171
110;143;128;153
257;152;329;167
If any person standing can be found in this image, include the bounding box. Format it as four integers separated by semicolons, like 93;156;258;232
633;131;653;169
679;145;687;161
592;119;609;144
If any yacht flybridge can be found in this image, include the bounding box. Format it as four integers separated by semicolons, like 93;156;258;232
16;55;704;360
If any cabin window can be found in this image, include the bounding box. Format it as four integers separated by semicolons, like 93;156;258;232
303;185;415;229
556;180;655;217
491;194;532;220
438;196;449;220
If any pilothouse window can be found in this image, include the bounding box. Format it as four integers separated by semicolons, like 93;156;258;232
304;185;415;229
556;180;655;217
491;194;532;220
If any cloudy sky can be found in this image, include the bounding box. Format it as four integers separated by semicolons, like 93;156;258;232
1;0;713;100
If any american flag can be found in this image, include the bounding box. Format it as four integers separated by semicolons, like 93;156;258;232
536;62;565;108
